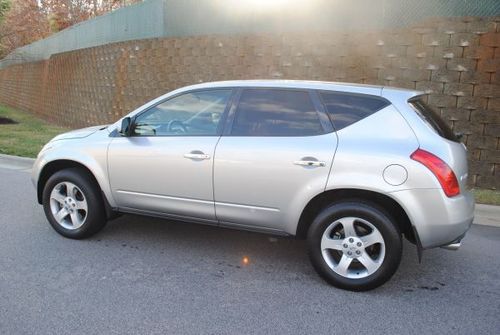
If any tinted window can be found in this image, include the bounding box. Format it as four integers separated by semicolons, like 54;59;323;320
320;91;390;130
133;89;232;136
409;97;458;142
231;89;324;136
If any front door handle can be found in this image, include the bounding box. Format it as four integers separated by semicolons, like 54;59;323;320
294;159;326;167
184;151;210;160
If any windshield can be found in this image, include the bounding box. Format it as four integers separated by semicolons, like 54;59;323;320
408;97;459;142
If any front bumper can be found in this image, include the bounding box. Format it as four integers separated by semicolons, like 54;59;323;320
390;188;474;249
31;155;43;188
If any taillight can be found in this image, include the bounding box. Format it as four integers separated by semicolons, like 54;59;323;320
411;149;460;197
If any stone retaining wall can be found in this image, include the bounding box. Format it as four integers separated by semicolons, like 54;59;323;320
0;17;499;188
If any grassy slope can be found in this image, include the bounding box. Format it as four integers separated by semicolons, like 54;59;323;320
0;105;69;158
472;189;500;206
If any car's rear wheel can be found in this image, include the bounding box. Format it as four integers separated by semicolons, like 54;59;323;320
42;168;106;239
307;201;402;291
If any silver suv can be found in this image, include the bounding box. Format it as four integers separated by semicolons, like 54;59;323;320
32;80;474;291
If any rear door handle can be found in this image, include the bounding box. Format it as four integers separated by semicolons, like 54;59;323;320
294;160;326;167
184;151;210;160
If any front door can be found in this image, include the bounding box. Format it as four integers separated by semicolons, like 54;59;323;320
108;89;233;221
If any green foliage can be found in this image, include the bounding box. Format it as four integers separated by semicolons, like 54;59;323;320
0;0;10;24
0;0;10;56
48;12;60;33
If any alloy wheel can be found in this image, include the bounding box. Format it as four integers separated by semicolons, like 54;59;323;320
49;182;88;230
320;216;385;279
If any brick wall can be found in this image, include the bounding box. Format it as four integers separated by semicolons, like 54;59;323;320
0;17;499;188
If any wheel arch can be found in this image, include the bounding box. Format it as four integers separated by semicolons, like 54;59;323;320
37;160;96;203
36;159;116;219
295;188;416;243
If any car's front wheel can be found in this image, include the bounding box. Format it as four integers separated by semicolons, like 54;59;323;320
42;168;107;239
307;201;402;291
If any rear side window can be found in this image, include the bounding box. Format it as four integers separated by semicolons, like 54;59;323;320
320;91;390;130
231;89;324;136
409;97;458;142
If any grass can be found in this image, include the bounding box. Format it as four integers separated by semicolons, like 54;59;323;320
0;105;70;158
472;189;500;206
1;104;499;205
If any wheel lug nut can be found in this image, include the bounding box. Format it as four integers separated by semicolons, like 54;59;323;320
349;238;354;243
343;244;348;248
357;242;362;247
347;251;352;255
356;250;361;255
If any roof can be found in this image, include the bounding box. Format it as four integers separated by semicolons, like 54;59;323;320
172;80;423;99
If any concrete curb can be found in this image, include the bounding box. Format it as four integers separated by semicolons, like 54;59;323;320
0;153;35;171
474;204;500;228
0;153;498;227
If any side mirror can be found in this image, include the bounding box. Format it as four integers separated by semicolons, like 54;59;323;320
119;117;132;136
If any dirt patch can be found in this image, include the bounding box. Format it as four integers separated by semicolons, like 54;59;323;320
0;117;18;124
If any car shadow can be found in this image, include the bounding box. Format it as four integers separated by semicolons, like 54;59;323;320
83;213;467;294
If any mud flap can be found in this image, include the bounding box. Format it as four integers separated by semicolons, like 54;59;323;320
412;226;424;263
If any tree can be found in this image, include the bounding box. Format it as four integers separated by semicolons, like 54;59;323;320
0;0;11;53
0;0;49;58
0;0;142;58
42;0;142;33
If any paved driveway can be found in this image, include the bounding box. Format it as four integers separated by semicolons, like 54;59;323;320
0;167;499;334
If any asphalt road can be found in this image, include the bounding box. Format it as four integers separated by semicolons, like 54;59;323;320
0;167;499;335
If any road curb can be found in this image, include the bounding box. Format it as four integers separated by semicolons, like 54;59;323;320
0;153;35;171
474;204;500;228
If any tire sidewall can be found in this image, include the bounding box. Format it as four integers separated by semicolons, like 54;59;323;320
42;168;105;239
307;201;402;291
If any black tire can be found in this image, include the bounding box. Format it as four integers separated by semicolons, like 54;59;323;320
307;201;402;291
42;168;107;239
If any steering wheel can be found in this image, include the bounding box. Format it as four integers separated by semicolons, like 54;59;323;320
166;120;187;134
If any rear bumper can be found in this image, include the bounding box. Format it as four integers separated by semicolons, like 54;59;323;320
390;188;474;249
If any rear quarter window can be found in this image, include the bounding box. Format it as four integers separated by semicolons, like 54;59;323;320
319;91;390;130
408;97;458;142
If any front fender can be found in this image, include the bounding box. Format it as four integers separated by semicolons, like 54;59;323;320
32;133;115;207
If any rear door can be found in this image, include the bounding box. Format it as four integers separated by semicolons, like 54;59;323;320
213;88;337;234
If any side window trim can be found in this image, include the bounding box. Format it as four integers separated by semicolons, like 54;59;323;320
309;90;335;133
129;88;236;137
225;87;329;137
221;88;242;136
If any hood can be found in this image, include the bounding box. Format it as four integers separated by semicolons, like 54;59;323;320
51;125;108;141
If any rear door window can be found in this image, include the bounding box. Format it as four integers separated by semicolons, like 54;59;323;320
231;89;325;136
319;91;390;130
409;97;458;142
